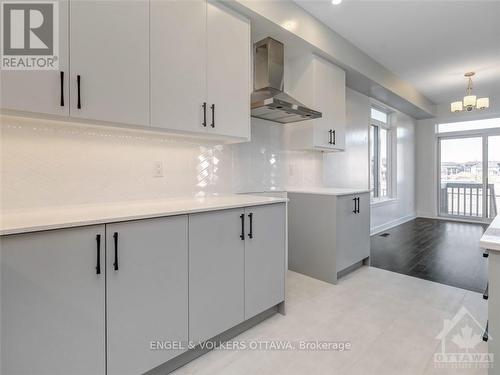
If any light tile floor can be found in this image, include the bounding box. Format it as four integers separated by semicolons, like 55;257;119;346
173;267;489;375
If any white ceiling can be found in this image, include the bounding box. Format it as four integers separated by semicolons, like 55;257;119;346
294;0;500;105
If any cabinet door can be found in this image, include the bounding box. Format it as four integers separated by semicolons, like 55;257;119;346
69;0;149;125
245;204;286;319
206;1;250;139
1;226;105;375
0;0;69;116
106;216;188;375
150;0;207;134
336;193;370;272
313;56;346;151
189;208;245;343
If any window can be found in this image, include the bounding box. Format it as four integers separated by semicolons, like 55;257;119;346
371;108;388;123
437;118;500;133
370;107;393;200
436;119;500;222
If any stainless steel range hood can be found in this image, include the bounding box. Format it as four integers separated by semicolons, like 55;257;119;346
251;37;322;124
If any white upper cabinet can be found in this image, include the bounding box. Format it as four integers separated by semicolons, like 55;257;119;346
206;1;250;139
150;0;207;134
1;0;250;141
69;0;149;125
0;0;69;116
286;54;346;151
151;0;250;140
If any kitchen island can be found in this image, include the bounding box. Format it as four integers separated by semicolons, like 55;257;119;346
287;187;371;284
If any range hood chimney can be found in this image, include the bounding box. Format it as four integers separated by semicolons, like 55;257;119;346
250;37;322;124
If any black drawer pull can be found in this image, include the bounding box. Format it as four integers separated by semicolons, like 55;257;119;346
248;213;253;239
353;197;360;214
332;130;336;145
113;232;119;271
483;283;489;300
60;71;64;106
77;75;81;109
483;249;489;258
483;321;489;342
210;104;215;128
328;129;333;144
202;102;207;127
240;214;245;240
95;234;101;275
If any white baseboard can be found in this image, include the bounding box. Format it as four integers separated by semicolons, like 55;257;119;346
416;214;488;225
370;214;417;236
416;211;436;219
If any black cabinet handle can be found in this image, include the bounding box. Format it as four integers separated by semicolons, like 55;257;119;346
202;102;207;127
240;214;245;240
484;283;489;300
483;249;489;258
332;130;336;145
113;232;119;271
77;75;81;109
248;213;253;239
60;71;64;106
328;129;333;144
483;321;489;342
95;234;101;275
210;104;215;128
353;197;360;214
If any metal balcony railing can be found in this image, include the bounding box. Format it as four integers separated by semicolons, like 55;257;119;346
440;182;498;218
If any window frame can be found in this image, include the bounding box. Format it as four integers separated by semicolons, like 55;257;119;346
370;107;395;202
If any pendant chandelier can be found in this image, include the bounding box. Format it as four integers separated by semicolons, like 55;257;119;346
450;72;490;113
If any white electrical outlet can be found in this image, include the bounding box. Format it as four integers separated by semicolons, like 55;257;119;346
153;161;164;177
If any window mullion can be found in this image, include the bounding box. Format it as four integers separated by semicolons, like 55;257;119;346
375;125;380;198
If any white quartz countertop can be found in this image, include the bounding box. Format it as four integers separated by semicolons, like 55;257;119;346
286;187;371;196
480;215;500;252
0;195;288;236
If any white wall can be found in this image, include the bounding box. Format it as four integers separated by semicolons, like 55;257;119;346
415;95;500;218
416;118;438;218
1;88;417;233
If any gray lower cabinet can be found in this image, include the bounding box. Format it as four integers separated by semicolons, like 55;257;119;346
189;208;245;343
335;194;370;272
1;225;106;375
244;204;286;319
288;192;370;284
105;216;188;375
1;203;286;374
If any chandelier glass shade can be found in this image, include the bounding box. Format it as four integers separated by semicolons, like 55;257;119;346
450;72;490;113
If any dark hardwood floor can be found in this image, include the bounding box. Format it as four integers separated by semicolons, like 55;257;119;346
370;218;488;293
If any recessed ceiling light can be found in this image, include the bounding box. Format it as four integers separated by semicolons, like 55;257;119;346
331;0;342;4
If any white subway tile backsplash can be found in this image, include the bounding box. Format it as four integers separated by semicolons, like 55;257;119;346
0;115;324;209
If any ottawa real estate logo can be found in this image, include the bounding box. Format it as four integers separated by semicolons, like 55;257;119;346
1;0;58;70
